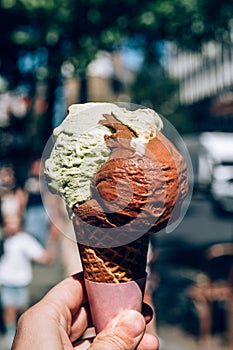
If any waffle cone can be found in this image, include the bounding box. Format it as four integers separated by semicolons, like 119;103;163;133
72;199;149;283
77;234;149;283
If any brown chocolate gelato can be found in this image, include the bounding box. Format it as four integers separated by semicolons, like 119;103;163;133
73;113;188;244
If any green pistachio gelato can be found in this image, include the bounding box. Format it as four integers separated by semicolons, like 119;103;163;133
45;103;163;208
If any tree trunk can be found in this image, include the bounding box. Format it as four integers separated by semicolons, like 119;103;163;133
79;69;88;103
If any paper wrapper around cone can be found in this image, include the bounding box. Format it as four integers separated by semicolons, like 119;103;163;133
85;275;147;334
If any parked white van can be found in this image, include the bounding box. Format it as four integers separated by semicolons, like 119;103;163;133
200;132;233;213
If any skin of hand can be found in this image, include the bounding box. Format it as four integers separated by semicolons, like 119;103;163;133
12;274;159;350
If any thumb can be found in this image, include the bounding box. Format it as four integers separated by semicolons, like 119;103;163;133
88;310;146;350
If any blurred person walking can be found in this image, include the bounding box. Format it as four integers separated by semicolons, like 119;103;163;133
0;215;54;349
0;163;26;225
23;158;57;249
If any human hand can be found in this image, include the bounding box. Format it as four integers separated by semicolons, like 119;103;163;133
12;274;159;350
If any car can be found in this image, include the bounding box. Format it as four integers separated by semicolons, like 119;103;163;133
211;160;233;213
199;132;233;213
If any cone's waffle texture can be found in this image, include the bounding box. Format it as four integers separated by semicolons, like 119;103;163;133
77;234;149;283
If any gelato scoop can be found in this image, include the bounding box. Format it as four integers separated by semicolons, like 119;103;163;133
44;102;189;332
45;103;188;245
45;103;163;207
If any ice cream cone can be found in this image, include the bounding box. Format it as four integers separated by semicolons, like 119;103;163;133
44;102;189;334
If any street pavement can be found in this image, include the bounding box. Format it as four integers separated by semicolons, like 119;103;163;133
156;192;233;251
158;325;231;350
29;249;65;306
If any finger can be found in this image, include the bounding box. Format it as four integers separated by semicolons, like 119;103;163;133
43;274;86;317
74;339;92;350
137;333;159;350
70;305;90;342
87;310;146;350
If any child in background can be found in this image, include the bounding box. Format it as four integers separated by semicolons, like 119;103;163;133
0;215;54;349
0;164;26;223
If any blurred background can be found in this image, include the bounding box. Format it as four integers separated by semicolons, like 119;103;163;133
0;0;233;349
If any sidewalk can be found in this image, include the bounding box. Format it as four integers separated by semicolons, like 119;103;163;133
158;325;230;350
0;250;65;350
29;251;65;306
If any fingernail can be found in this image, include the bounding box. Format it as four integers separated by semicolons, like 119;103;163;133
113;310;145;339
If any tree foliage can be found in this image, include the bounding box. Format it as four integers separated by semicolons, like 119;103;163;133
1;0;232;139
1;0;233;86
